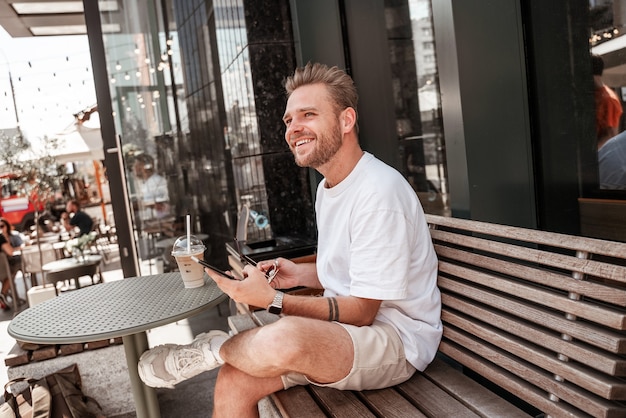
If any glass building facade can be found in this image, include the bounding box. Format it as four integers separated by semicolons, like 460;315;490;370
83;0;625;278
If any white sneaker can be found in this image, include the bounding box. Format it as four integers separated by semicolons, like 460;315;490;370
138;330;230;388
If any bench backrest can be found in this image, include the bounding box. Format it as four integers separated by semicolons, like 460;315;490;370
426;214;626;418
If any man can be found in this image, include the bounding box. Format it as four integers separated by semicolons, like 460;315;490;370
133;153;170;219
61;199;93;237
138;63;442;417
593;54;623;149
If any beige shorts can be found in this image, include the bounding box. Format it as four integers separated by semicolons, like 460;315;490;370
281;320;416;391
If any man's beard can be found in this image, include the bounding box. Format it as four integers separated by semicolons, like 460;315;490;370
293;121;343;169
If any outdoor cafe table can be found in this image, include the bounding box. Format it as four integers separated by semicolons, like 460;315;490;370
7;272;228;418
42;254;103;290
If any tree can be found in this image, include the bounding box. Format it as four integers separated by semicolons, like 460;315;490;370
0;130;64;214
0;130;28;168
0;130;67;285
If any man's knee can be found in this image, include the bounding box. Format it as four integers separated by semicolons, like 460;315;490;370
222;317;314;367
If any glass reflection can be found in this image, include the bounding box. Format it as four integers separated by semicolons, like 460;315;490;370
393;0;449;215
98;1;193;274
215;1;271;242
590;0;626;190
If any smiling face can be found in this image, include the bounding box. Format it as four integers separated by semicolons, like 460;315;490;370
283;83;344;170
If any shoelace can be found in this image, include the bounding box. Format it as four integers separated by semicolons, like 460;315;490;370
174;347;208;375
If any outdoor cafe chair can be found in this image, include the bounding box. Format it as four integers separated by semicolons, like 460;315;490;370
21;243;58;287
0;252;26;310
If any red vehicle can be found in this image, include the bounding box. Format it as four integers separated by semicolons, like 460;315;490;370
0;173;45;232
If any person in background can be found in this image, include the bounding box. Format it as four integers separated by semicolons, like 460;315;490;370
0;218;24;310
133;153;170;220
138;63;442;417
599;130;626;190
592;54;623;149
61;199;93;237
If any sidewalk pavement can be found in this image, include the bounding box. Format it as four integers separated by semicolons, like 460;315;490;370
0;249;231;417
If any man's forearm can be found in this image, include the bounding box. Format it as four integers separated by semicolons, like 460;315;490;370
281;293;381;326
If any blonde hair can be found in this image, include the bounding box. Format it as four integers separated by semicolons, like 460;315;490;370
285;62;359;133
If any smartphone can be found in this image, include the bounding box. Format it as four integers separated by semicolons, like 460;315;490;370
191;256;236;280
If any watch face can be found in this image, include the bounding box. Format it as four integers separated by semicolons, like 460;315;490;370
268;291;283;314
268;305;281;314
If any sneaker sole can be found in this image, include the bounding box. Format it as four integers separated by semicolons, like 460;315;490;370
138;344;178;388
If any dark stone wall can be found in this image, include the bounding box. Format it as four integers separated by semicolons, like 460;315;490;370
173;0;316;267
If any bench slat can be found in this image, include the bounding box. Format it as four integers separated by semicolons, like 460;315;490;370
394;372;481;417
252;310;281;326
442;293;626;376
357;388;428;418
421;358;529;417
426;214;626;259
444;312;626;400
439;265;626;331
271;386;328;418
227;313;257;334
309;386;377;417
431;228;626;283
439;340;598;418
443;328;626;418
439;276;626;353
436;244;626;306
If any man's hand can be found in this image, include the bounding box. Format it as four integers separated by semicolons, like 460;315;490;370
207;265;276;309
257;258;321;290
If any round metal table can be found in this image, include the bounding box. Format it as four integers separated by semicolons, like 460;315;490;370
8;272;228;418
42;254;103;290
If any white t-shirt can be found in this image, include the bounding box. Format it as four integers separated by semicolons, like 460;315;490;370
599;132;626;190
315;152;442;371
139;173;170;219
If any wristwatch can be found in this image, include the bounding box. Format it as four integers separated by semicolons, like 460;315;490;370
267;291;284;314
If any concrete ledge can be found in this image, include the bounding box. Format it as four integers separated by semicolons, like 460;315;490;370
7;344;134;417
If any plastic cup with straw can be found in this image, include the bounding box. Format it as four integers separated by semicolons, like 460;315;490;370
171;214;206;288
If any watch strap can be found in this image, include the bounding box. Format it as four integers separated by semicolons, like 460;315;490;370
267;291;284;314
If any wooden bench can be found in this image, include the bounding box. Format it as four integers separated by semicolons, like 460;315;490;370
228;214;626;417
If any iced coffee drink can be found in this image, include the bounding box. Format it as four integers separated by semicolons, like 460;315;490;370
172;235;206;288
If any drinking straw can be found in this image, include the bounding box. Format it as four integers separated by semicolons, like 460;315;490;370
186;213;191;252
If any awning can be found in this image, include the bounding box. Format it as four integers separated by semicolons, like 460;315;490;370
53;104;104;163
20;129;103;164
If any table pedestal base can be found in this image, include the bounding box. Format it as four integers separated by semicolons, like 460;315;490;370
122;333;161;418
